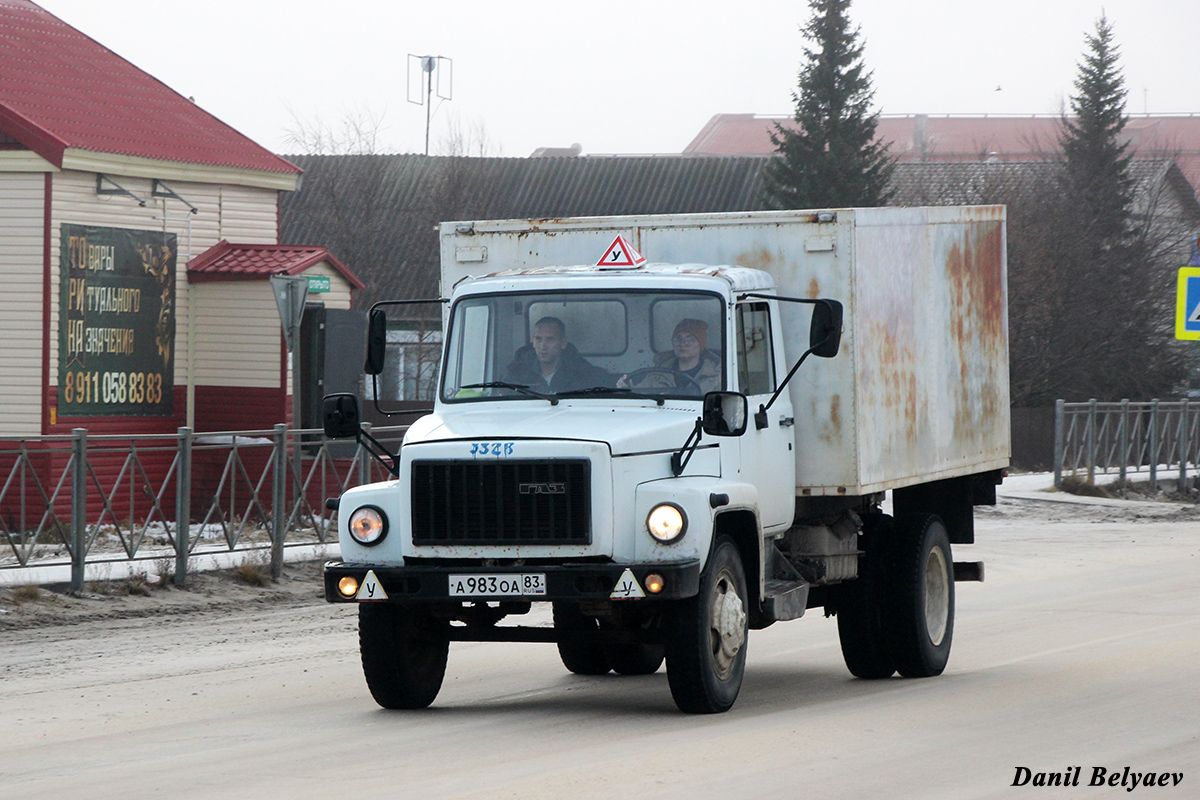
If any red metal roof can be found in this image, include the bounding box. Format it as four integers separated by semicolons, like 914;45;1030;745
0;0;299;175
684;113;1200;194
188;241;363;289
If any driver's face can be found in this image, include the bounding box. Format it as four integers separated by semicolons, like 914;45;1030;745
533;323;566;367
672;331;701;361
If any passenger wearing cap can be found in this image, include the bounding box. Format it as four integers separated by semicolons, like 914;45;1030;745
618;318;722;395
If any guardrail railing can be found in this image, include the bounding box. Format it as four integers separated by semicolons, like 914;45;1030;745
0;423;406;591
1053;399;1199;493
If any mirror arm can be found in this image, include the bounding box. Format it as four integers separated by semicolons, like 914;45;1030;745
761;337;827;413
355;424;400;477
670;419;704;477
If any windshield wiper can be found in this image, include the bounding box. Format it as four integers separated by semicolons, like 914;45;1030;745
555;386;665;406
461;382;559;405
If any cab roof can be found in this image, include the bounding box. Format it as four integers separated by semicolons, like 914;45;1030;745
463;263;775;294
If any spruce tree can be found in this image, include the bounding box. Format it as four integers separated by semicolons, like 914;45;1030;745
1059;13;1134;247
762;0;894;209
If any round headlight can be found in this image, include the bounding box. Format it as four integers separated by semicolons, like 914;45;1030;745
348;506;388;546
646;503;687;544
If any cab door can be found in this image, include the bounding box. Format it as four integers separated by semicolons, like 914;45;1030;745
735;301;796;533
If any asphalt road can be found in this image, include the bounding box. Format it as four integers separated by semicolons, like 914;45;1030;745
2;496;1198;799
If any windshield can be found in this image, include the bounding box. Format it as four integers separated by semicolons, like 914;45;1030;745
441;290;725;403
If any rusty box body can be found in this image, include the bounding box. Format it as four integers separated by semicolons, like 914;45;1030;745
440;207;1010;497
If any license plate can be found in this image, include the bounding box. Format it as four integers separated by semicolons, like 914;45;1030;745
448;573;547;597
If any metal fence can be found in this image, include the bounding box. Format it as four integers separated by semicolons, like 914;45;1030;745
1053;399;1199;493
0;423;406;591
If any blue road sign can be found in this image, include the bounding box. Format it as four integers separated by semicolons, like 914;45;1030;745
1177;267;1200;340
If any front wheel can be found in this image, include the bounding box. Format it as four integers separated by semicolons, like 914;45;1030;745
665;537;749;713
552;602;611;675
887;514;955;677
604;642;665;675
359;603;449;709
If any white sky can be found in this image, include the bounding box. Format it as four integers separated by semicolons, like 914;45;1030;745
35;0;1200;158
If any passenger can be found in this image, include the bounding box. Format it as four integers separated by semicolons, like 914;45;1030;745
619;318;722;395
502;316;609;393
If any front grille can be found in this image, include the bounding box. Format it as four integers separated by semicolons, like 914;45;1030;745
411;459;591;545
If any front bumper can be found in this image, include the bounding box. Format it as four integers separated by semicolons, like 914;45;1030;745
324;560;701;604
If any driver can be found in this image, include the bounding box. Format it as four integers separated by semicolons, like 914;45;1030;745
502;316;609;393
619;318;722;395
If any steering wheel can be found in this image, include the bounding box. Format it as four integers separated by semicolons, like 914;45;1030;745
623;367;704;395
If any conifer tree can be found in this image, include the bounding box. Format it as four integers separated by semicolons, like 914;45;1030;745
1059;13;1134;247
762;0;894;209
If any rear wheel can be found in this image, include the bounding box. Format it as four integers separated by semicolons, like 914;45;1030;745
359;603;449;709
665;538;748;713
836;514;896;679
552;602;611;675
887;514;954;677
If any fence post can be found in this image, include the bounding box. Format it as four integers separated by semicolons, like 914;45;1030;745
70;428;87;595
1181;399;1191;495
271;423;287;581
1119;399;1129;491
1149;399;1159;492
1053;399;1065;489
1086;399;1097;485
174;427;192;588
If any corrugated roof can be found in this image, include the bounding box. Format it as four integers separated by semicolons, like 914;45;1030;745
188;240;363;288
279;154;768;307
684;113;1200;195
279;154;1199;309
0;0;298;175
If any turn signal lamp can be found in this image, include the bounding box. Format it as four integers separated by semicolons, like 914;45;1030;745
644;573;665;594
337;576;359;597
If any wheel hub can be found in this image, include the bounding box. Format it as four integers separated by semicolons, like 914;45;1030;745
709;573;747;678
924;546;950;646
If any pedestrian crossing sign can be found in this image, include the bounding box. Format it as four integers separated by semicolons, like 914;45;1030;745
1177;267;1200;340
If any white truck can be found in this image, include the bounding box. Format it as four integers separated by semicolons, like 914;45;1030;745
321;206;1009;714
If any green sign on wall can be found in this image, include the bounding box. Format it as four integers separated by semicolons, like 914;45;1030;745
307;275;331;293
58;224;177;417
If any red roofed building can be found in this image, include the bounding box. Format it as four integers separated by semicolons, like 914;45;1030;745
0;0;359;438
684;113;1200;196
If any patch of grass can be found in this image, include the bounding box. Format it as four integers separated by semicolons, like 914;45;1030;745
13;584;40;603
233;562;270;587
153;558;174;590
1058;476;1113;498
118;576;152;597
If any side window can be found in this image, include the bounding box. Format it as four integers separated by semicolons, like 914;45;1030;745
736;303;776;396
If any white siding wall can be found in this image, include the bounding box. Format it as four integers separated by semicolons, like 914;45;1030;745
192;281;281;387
0;172;48;434
307;260;354;310
48;170;280;393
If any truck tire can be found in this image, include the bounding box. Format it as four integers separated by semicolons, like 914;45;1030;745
604;642;665;675
887;514;954;678
359;603;449;709
836;514;897;679
665;537;748;713
552;602;611;675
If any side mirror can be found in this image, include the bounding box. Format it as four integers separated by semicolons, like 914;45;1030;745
701;391;748;437
365;308;387;375
323;393;362;439
810;300;843;359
